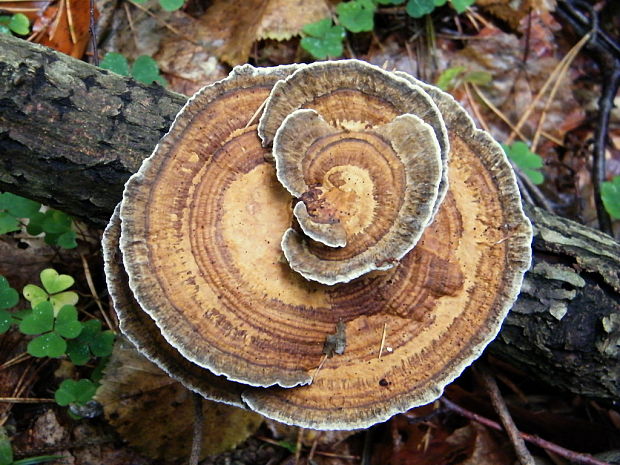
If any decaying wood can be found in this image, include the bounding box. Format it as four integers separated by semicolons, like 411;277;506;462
0;34;618;401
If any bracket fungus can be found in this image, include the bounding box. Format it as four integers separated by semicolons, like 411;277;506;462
104;60;532;430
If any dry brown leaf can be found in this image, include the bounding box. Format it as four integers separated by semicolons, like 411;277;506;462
475;0;556;28
441;15;585;145
372;413;515;465
28;0;94;58
195;0;330;65
95;338;263;461
257;0;331;41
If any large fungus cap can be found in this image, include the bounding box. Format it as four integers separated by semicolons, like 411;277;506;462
113;62;532;430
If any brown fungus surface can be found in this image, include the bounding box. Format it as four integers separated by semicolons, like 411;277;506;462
274;109;443;284
113;62;532;430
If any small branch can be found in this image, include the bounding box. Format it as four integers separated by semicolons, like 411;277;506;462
441;397;612;465
89;0;98;65
189;393;203;465
0;397;55;403
479;366;535;465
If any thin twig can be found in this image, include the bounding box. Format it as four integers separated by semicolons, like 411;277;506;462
0;352;30;371
480;366;535;465
294;428;304;465
80;252;114;330
441;397;612;465
65;0;77;44
245;98;267;129
505;33;590;145
89;0;98;64
378;323;387;359
556;0;619;235
189;393;203;465
470;84;563;146
464;82;492;134
0;397;55;403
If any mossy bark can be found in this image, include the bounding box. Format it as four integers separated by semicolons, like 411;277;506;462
0;34;618;401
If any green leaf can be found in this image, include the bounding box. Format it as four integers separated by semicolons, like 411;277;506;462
66;320;115;364
41;210;72;234
55;230;78;249
336;0;376;33
100;52;130;76
601;176;620;220
91;330;115;357
54;305;82;339
0;212;20;235
0;427;13;465
49;291;79;313
28;332;66;358
502;142;544;185
55;379;98;406
19;301;54;335
0;276;19;310
450;0;475;13
66;340;91;365
405;0;436;17
434;0;447;5
463;70;492;86
9;13;30;35
40;269;74;294
0;310;11;334
301;19;346;59
131;56;163;85
0;193;40;218
160;0;184;11
23;284;48;307
375;0;406;4
26;212;45;236
436;66;465;90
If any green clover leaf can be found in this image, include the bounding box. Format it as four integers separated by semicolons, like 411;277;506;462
0;427;13;465
19;301;54;335
0;311;11;334
67;320;114;365
28;332;66;358
56;230;78;249
131;56;167;86
0;212;19;235
160;0;184;11
8;13;29;35
0;193;40;218
601;176;620;220
301;19;346;59
40;269;74;294
0;276;18;310
100;52;130;76
502;142;544;185
41;210;72;235
23;284;48;307
337;0;376;33
405;0;436;18
450;0;475;13
54;305;82;339
55;379;98;406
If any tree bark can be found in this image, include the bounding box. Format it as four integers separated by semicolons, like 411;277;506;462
1;34;618;401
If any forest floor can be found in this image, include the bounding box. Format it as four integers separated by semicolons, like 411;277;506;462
0;0;619;464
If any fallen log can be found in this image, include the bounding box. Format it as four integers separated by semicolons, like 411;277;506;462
0;34;618;401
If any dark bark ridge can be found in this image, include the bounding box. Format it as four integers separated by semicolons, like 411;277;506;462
0;34;618;401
